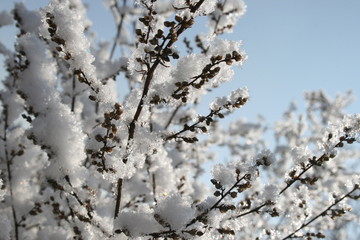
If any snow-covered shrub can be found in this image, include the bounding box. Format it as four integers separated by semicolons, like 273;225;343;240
0;0;359;239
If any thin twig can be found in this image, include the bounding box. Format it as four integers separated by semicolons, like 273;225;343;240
3;107;19;240
282;185;359;239
280;139;346;195
235;203;267;219
114;178;123;218
152;173;157;204
71;74;76;112
109;0;127;60
210;175;246;211
164;105;181;130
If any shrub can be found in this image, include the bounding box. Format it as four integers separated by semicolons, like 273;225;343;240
0;0;359;239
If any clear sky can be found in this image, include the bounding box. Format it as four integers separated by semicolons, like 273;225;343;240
222;0;360;124
1;0;359;127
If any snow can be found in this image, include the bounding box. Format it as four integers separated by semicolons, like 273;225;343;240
0;215;11;240
210;87;249;111
155;194;196;230
0;10;13;27
18;33;87;185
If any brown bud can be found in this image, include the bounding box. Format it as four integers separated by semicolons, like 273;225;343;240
135;29;142;36
230;192;237;198
88;95;96;101
175;15;182;22
95;134;103;142
164;21;175;27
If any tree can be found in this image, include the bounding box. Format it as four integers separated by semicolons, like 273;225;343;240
0;0;359;239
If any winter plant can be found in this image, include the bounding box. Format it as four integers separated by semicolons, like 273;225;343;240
0;0;360;239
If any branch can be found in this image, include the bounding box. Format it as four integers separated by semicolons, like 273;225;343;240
232;135;357;224
109;0;127;60
144;173;250;239
165;95;247;142
185;174;247;229
70;74;76;112
165;110;216;141
2;106;19;240
280;137;351;195
210;175;247;211
124;1;208;161
282;185;359;239
235;203;267;219
164;105;181;130
114;178;123;218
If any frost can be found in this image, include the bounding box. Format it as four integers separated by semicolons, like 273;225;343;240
0;216;11;240
41;0;116;104
210;96;227;110
320;114;360;154
259;229;282;240
0;91;24;123
229;87;249;102
212;164;235;186
155;194;196;230
174;0;218;17
196;0;217;15
0;1;359;239
210;87;249;111
0;175;5;201
0;42;11;56
127;43;150;75
345;175;360;190
208;0;246;34
254;149;275;166
36;227;69;240
261;184;279;202
172;54;208;85
115;209;162;237
192;181;209;202
291;146;311;165
0;11;13;27
14;3;42;34
17;34;87;184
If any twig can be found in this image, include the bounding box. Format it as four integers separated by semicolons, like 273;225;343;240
235;203;267;219
109;0;127;60
280;139;347;195
184;174;247;230
3;107;19;240
125;8;200;159
71;74;76;112
114;178;123;218
282;185;359;239
165;110;216;141
152;173;157;204
210;175;246;211
115;0;207;225
164;105;181;130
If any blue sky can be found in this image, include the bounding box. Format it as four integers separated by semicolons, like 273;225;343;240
1;0;359;126
226;0;360;124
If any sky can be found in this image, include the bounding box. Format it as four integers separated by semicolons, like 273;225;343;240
1;0;359;131
227;0;360;123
